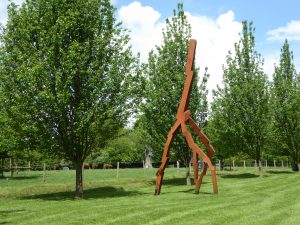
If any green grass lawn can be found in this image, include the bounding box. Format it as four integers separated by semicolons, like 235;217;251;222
0;167;299;225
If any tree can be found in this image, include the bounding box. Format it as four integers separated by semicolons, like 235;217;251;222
272;40;300;171
141;3;208;184
0;0;138;197
90;127;147;164
210;21;270;175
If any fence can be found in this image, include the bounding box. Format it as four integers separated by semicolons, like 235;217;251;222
0;158;293;175
216;159;291;170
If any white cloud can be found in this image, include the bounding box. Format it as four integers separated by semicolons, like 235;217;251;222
118;1;165;61
267;20;300;41
263;53;279;78
186;10;242;100
119;3;242;101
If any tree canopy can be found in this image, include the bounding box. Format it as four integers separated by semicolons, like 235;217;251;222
210;21;270;174
272;40;300;171
0;0;139;197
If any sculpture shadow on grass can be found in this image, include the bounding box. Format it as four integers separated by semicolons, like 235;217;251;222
162;177;187;186
21;186;146;201
221;173;259;179
151;177;207;186
179;188;212;195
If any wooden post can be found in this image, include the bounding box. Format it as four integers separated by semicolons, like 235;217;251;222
274;160;276;168
233;160;235;168
28;161;31;171
244;160;246;168
117;162;119;179
265;160;268;168
282;160;284;168
43;163;46;183
298;163;300;173
218;160;221;171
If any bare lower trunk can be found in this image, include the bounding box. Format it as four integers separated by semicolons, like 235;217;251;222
185;166;191;185
10;158;14;177
1;158;4;179
259;161;263;177
75;162;83;198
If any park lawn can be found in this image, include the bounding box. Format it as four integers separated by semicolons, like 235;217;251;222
0;167;299;225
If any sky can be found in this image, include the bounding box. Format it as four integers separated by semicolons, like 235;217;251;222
1;0;300;101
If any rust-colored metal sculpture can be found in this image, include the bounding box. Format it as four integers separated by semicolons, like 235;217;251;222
154;39;218;195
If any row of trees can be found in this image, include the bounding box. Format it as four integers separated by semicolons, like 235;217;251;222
0;1;299;197
208;22;299;173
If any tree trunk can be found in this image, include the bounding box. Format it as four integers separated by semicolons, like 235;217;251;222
258;161;263;177
1;158;4;179
10;158;14;177
75;162;84;198
185;166;191;185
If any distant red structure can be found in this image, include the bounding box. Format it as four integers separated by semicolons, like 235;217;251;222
155;39;218;195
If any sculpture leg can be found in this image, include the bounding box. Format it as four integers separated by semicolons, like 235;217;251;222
188;118;216;158
198;163;207;191
193;151;200;193
181;123;218;194
155;121;180;195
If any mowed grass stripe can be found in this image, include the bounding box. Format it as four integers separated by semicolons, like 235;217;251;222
1;168;299;225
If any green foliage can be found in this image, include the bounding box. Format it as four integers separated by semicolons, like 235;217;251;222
210;21;270;163
0;0;139;196
87;127;147;164
271;40;300;171
140;3;208;166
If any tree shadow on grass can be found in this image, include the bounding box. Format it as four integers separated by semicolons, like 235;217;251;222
266;170;294;174
221;173;259;179
5;175;40;181
21;186;145;201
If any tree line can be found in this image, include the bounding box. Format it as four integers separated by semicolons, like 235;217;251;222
0;1;299;197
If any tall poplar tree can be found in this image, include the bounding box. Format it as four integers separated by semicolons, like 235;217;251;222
141;3;208;184
272;40;300;171
211;21;270;175
0;0;138;197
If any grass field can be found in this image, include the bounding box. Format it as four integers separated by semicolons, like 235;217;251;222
0;167;299;225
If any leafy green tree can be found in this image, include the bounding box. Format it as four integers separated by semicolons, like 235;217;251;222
90;127;147;163
210;21;270;175
272;40;300;171
0;0;138;197
141;3;208;184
